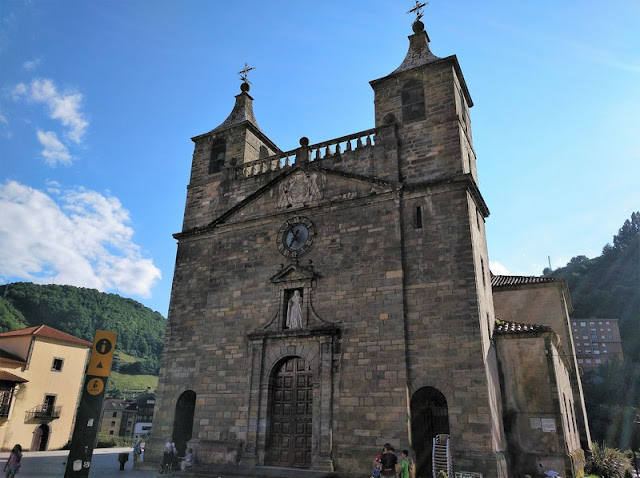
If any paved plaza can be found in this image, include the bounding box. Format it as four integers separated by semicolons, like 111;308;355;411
0;447;159;477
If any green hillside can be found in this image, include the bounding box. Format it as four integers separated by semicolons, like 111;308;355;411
545;212;640;448
0;282;166;376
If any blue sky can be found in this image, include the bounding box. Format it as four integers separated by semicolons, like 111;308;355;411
1;1;638;315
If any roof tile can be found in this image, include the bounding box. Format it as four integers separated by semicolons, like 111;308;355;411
0;325;91;347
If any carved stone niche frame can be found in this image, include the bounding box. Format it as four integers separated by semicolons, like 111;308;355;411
261;263;330;332
243;263;341;472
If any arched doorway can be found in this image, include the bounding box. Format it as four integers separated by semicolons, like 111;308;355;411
410;387;450;478
172;390;196;456
31;423;50;451
266;357;313;468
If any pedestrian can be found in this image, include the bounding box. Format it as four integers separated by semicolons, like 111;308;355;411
159;438;177;472
117;452;128;471
379;443;398;477
371;446;383;478
133;438;142;462
399;449;411;478
180;448;193;471
3;444;22;478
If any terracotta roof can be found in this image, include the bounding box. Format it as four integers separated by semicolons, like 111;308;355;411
0;325;92;347
0;370;28;383
494;319;551;336
491;275;560;288
0;348;26;366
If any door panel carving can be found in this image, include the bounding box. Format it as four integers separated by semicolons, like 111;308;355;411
267;357;312;467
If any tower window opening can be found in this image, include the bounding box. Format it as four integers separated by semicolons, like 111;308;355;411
209;138;226;174
416;205;423;229
402;79;425;122
459;88;468;127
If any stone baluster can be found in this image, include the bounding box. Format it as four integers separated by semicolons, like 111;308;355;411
296;137;310;163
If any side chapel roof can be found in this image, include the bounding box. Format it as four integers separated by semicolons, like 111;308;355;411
491;275;561;288
494;318;552;336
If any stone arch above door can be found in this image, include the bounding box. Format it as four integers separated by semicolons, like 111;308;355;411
244;328;340;472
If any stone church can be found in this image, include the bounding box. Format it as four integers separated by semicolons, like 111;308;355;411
146;12;591;478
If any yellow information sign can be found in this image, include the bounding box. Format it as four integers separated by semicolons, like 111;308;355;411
86;378;104;395
86;330;117;377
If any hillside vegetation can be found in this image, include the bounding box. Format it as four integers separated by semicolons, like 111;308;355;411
0;282;165;376
545;212;640;448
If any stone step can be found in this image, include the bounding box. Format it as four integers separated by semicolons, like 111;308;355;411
177;463;341;478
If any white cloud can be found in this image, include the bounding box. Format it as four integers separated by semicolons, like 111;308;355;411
0;114;7;125
12;83;27;98
23;58;40;70
0;180;162;299
29;79;88;143
11;78;89;166
36;130;72;166
489;261;510;276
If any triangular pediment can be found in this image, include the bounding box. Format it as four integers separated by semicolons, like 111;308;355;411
208;165;394;228
270;264;320;284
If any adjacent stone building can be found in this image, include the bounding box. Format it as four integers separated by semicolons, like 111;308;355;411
147;14;591;478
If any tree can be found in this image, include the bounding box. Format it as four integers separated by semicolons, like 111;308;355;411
613;212;640;251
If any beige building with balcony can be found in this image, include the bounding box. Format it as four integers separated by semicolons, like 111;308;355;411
0;325;91;451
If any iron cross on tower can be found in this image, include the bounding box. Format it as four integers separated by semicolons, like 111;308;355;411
238;62;255;84
407;0;429;21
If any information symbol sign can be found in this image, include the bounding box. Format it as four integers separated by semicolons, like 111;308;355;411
95;338;112;355
87;330;118;378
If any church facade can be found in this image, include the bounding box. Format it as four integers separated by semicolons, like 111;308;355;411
147;14;590;478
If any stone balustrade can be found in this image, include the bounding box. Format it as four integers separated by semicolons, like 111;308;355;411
235;128;377;178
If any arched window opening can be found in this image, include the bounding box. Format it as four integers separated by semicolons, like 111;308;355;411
402;79;425;122
172;390;196;456
209;139;226;174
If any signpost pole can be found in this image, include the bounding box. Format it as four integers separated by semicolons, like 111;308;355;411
64;330;117;478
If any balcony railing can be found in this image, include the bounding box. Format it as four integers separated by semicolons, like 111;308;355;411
0;404;10;418
25;404;61;421
235;128;377;178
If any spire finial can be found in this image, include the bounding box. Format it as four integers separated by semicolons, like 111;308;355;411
238;63;254;84
407;1;428;22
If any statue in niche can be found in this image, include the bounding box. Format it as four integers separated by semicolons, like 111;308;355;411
286;290;303;330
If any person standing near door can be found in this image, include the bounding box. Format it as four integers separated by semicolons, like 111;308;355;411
379;443;398;477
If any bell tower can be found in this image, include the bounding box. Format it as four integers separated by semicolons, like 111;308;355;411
369;12;508;476
370;18;476;185
183;77;281;232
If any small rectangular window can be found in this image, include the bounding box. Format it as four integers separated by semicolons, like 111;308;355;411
51;358;64;371
416;206;423;229
112;412;117;417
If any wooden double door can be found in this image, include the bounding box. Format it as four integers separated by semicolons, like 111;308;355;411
267;357;313;468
